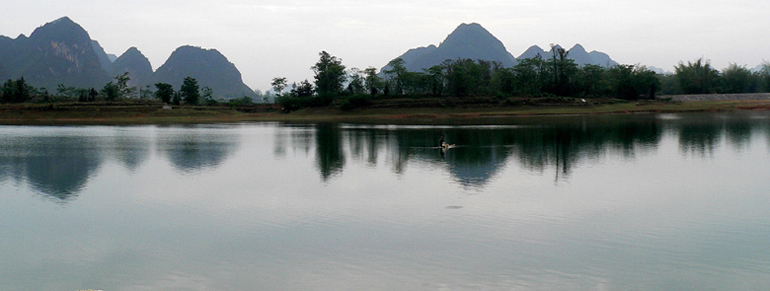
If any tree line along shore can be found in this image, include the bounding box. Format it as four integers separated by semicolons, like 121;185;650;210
2;50;770;124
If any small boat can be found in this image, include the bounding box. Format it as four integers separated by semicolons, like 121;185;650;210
439;135;455;149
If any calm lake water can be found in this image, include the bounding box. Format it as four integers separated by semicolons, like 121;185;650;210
2;113;770;291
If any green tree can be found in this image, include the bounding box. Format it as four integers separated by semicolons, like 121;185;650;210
363;67;381;96
424;65;446;96
88;88;98;102
632;66;660;99
549;45;578;96
16;77;30;102
202;86;215;104
440;58;498;97
2;80;15;103
346;68;365;94
721;63;755;93
276;80;315;111
1;77;31;103
657;73;681;95
675;58;720;94
290;80;314;98
76;88;89;102
607;65;659;100
100;72;133;101
383;80;390;96
490;67;514;97
180;77;200;105
101;82;119;101
140;85;153;99
114;72;132;99
608;65;635;99
312;51;346;96
398;71;427;94
444;59;471;96
383;58;407;95
57;84;77;98
513;56;547;96
574;64;608;97
227;96;254;106
154;83;175;103
760;61;770;92
475;60;496;96
271;77;287;96
172;91;181;105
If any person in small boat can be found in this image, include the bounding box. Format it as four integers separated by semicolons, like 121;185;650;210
439;135;454;149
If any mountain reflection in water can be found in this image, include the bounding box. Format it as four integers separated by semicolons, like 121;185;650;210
273;112;769;187
156;126;240;173
0;125;241;202
297;118;662;187
3;113;770;291
0;133;101;202
1;113;769;201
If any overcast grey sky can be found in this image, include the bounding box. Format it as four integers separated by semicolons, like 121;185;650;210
2;0;768;91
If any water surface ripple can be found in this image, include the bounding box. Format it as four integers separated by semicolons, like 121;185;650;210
1;113;770;291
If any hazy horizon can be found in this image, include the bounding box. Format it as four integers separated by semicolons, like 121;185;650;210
2;0;768;92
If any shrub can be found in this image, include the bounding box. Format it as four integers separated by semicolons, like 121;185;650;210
339;94;371;110
226;96;253;106
277;95;308;112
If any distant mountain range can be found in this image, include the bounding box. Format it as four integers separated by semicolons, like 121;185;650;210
0;17;111;90
0;17;254;98
9;18;759;97
387;23;517;72
151;45;255;98
516;43;619;67
384;23;621;74
109;47;153;88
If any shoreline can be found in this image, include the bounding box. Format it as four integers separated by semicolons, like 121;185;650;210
2;99;770;125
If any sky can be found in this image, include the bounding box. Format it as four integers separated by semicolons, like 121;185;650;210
2;0;769;92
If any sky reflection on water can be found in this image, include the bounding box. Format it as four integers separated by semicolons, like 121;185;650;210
1;113;770;291
3;113;769;200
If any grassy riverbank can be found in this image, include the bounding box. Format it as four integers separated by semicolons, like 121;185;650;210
2;97;770;125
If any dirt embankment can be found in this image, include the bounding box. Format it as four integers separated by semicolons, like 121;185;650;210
3;97;770;125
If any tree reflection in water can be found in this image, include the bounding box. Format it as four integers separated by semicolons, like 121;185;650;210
302;113;770;188
109;128;152;172
157;125;240;173
315;123;346;181
1;113;767;202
